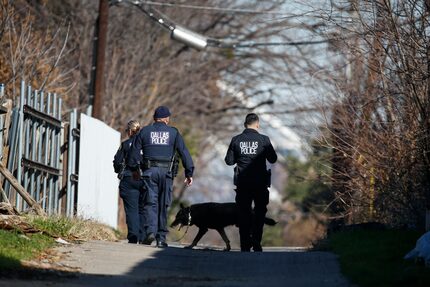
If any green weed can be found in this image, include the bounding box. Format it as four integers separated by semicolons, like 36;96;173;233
0;230;54;269
328;229;430;287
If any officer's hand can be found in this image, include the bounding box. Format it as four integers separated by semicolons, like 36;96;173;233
132;170;141;181
184;177;193;187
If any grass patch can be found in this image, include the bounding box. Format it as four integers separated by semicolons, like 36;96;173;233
0;229;54;269
28;216;75;238
262;222;285;246
26;215;119;241
328;229;430;287
0;215;119;270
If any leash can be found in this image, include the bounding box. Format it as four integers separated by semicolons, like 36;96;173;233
172;225;189;242
171;211;192;242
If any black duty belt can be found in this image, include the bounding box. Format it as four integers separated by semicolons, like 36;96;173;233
141;159;171;169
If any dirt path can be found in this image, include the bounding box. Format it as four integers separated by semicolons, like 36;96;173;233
0;240;350;287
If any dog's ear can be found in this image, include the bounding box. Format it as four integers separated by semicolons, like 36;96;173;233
180;203;185;209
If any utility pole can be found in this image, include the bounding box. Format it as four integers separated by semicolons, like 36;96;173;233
89;0;207;120
91;0;109;120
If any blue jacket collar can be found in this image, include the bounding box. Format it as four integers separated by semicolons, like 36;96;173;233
153;121;167;126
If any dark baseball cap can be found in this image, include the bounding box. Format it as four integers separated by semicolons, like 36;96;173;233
153;106;171;118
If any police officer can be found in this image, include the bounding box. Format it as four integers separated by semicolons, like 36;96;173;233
128;106;194;247
113;120;144;244
225;113;277;252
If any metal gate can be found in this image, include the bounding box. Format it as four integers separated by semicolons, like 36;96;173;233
1;80;79;216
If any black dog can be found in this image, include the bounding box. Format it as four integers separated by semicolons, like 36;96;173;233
170;202;276;251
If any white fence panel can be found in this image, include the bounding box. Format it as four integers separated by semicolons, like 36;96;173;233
77;114;120;228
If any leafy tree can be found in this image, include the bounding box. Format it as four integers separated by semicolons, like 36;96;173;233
284;141;333;214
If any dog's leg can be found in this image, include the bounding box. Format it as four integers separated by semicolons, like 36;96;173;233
185;227;208;249
216;228;231;251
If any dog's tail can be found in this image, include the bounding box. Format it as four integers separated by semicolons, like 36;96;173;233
264;217;277;226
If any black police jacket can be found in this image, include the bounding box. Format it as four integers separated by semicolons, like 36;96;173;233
127;122;194;178
113;137;134;178
225;128;277;187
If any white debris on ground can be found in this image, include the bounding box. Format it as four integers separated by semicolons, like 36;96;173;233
55;238;71;245
404;231;430;266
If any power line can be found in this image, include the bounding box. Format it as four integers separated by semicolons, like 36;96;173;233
113;0;334;49
131;3;175;31
218;39;330;48
131;1;296;15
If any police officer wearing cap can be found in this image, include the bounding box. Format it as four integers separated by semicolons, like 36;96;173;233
128;106;194;247
113;120;144;244
225;113;277;252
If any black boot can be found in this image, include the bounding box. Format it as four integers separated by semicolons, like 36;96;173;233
128;235;138;244
141;233;155;245
252;244;263;252
156;240;168;248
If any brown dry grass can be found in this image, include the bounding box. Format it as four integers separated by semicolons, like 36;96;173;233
68;218;119;242
283;214;326;247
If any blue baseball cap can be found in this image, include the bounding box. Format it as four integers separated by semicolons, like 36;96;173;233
153;106;171;119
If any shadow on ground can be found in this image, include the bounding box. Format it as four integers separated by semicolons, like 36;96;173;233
0;254;78;284
0;243;350;287
0;254;20;270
